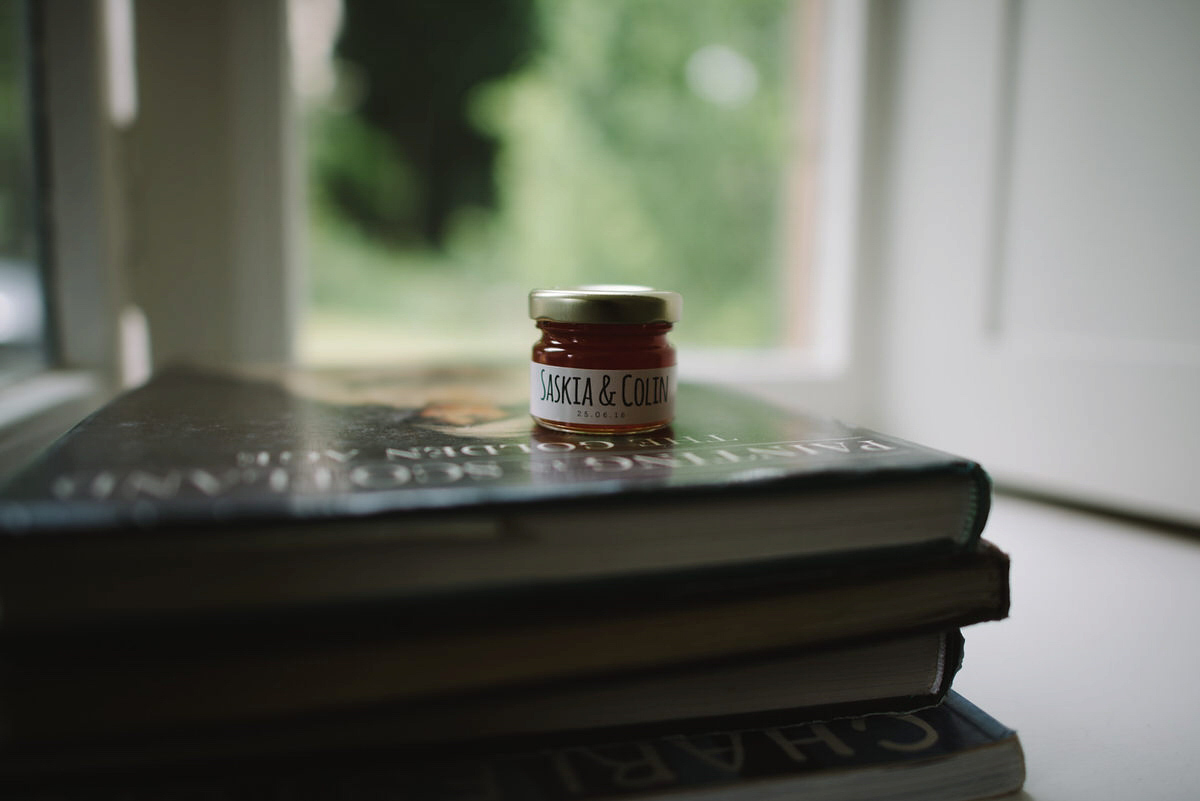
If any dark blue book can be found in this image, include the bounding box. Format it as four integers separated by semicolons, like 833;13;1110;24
0;365;993;630
0;693;1025;801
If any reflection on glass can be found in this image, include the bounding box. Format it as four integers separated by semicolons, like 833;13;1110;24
293;0;795;363
0;0;47;382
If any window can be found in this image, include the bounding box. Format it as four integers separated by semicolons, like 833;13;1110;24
292;0;833;364
0;0;114;481
1;0;873;480
0;0;48;384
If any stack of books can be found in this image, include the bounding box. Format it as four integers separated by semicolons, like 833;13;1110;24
0;365;1023;799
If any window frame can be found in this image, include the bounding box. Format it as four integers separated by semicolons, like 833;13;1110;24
0;0;119;481
681;0;876;421
1;0;299;478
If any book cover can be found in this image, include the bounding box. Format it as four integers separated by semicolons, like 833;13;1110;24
0;365;993;629
0;547;1007;742
0;693;1025;801
0;629;965;769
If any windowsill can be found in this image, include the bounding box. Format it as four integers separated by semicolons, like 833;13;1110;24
953;492;1200;800
0;370;111;483
678;347;845;384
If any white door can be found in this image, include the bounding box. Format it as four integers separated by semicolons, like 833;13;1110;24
865;0;1200;525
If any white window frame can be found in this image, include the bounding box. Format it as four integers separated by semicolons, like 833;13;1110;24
683;0;877;422
0;0;118;481
1;0;297;479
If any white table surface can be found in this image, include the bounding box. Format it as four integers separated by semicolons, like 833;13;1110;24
953;494;1200;800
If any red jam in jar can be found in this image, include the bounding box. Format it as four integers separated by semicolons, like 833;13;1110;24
530;285;681;434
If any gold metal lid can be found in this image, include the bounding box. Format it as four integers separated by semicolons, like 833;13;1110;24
529;285;682;324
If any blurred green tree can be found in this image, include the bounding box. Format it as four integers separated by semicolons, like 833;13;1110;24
328;0;534;246
307;0;793;350
480;0;791;344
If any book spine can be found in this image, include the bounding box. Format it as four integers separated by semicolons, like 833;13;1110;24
944;692;1018;741
961;461;994;546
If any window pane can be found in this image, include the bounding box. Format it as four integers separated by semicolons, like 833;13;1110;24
0;0;47;381
293;0;798;362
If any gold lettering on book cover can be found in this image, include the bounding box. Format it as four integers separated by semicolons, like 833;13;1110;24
41;436;909;503
872;715;940;752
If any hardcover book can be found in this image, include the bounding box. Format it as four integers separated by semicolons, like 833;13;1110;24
0;693;1025;801
0;544;1007;742
1;628;966;766
0;365;993;630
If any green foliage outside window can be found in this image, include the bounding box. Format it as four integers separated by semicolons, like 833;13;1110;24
304;0;793;359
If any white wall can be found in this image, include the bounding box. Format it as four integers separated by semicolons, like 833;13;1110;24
864;0;1200;524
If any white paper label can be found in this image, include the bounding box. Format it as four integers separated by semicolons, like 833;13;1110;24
530;364;676;426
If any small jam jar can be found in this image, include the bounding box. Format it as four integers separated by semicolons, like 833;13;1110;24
530;285;681;434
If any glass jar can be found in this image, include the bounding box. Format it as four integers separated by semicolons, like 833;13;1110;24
529;285;681;434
